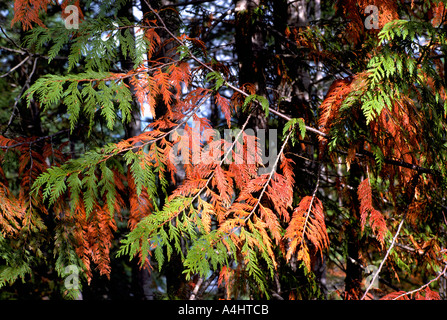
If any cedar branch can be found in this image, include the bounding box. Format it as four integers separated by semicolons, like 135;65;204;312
361;173;420;300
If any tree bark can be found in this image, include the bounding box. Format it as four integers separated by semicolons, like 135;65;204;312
344;162;364;299
118;0;153;300
234;0;267;131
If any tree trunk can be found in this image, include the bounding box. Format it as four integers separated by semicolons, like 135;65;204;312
118;0;153;300
141;0;188;299
344;162;364;299
234;0;267;131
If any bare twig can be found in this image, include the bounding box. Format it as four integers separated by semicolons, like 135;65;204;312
0;45;26;55
392;263;447;300
189;277;204;300
0;129;70;149
300;164;322;247
361;212;407;300
0;56;30;78
3;57;38;136
162;0;216;8
0;25;22;50
361;173;420;300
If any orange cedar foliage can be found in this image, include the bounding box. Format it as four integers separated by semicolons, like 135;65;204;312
67;168;125;281
335;0;398;43
284;196;329;271
12;0;84;30
215;93;232;128
0;182;25;236
1;136;60;217
431;2;445;27
86;204;117;278
368;95;423;187
318;78;352;151
267;155;295;222
357;178;387;246
127;171;153;231
217;265;233;299
70;201;92;282
11;0;52;30
212;164;233;207
144;28;162;60
381;287;441;300
127;60;191;118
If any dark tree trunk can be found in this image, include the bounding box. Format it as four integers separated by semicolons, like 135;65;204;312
118;0;153;300
233;0;267;131
344;162;364;299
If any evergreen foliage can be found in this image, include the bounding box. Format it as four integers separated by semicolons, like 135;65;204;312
1;0;447;300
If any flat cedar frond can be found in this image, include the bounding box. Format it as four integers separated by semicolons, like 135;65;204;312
0;135;17;148
11;0;52;30
153;69;173;114
0;182;25;236
237;174;270;205
258;203;281;244
145;28;161;59
127;171;152;230
335;0;364;44
358;178;387;245
128;60;192;118
371;0;399;28
380;290;409;300
86;204;117;278
212;165;233;207
318;78;352;143
229;162;258;190
218;265;234;299
266;174;292;222
215;93;232;128
415;287;441;300
195;197;213;233
370;97;421;166
432;2;445;27
171;175;211;198
335;0;398;43
284;196;329;271
168;61;191;92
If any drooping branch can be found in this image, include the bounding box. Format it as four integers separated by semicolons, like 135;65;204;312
361;173;420;300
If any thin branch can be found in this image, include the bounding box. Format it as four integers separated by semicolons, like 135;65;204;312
300;164;322;247
0;45;26;55
392;263;447;300
361;173;420;300
162;0;216;8
0;129;70;149
244;128;294;222
361;211;407;300
3;57;38;136
189;277;204;300
0;25;22;50
0;56;30;78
